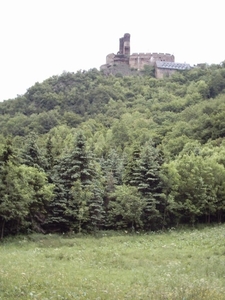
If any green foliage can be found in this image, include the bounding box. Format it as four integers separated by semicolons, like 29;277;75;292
140;64;155;77
123;142;141;186
107;185;145;230
0;140;54;238
20;132;45;170
0;162;31;238
67;180;91;233
26;166;54;232
45;132;99;232
1;63;225;235
165;153;225;225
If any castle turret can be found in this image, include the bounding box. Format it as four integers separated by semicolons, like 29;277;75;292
119;37;124;54
123;33;130;56
118;33;130;56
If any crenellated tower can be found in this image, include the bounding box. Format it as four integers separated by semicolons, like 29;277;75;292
119;33;130;56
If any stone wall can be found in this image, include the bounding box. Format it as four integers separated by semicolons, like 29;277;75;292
106;53;115;64
129;53;175;70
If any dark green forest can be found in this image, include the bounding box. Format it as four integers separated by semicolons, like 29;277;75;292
1;63;225;238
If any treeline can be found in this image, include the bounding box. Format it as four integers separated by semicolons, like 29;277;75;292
1;62;225;237
1;131;225;238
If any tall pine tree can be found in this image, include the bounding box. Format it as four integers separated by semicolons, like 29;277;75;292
137;142;165;230
46;132;101;232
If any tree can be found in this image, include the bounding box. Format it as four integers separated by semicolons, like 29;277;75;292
89;157;106;231
208;71;225;98
101;148;124;186
0;140;26;238
0;140;54;238
44;135;55;172
123;143;142;186
111;120;130;151
138;143;165;229
141;65;155;77
46;132;96;232
161;161;183;226
0;162;31;238
66;180;91;233
169;153;225;225
107;185;145;230
20;132;45;170
123;141;165;230
26;166;54;232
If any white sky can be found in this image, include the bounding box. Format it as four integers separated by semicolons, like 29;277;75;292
0;0;224;102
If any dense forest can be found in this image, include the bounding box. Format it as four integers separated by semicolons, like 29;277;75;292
1;62;225;238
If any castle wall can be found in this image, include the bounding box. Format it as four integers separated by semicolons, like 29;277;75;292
129;53;175;70
106;53;115;64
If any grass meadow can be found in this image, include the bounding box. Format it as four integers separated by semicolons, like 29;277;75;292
1;225;225;299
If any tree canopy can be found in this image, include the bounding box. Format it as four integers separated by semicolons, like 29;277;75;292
1;63;225;236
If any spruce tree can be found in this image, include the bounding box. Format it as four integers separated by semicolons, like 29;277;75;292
137;143;165;230
100;149;124;215
123;143;141;186
21;132;45;170
0;139;21;238
45;135;55;173
46;132;96;232
87;171;105;232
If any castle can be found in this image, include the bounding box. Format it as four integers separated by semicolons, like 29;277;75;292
100;33;190;78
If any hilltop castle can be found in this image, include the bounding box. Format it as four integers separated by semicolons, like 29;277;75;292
100;33;190;78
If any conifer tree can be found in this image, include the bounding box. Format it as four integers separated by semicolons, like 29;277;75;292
66;180;91;233
105;149;124;185
123;143;142;186
100;149;124;213
137;142;165;230
21;132;45;170
0;139;22;238
46;132;97;232
87;172;105;232
45;135;55;172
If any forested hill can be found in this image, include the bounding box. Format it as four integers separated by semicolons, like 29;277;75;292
1;63;225;237
1;64;225;145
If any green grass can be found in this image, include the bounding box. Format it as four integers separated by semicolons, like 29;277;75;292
1;225;225;299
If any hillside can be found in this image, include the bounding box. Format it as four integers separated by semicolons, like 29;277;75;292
0;65;225;144
1;63;225;236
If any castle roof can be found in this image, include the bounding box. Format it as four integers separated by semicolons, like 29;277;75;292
156;61;191;70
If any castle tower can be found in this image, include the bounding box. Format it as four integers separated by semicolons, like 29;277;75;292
123;33;130;56
119;37;124;54
118;33;130;56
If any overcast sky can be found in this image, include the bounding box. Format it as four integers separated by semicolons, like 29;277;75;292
0;0;224;102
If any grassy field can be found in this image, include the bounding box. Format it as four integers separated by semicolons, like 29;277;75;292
1;225;225;300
